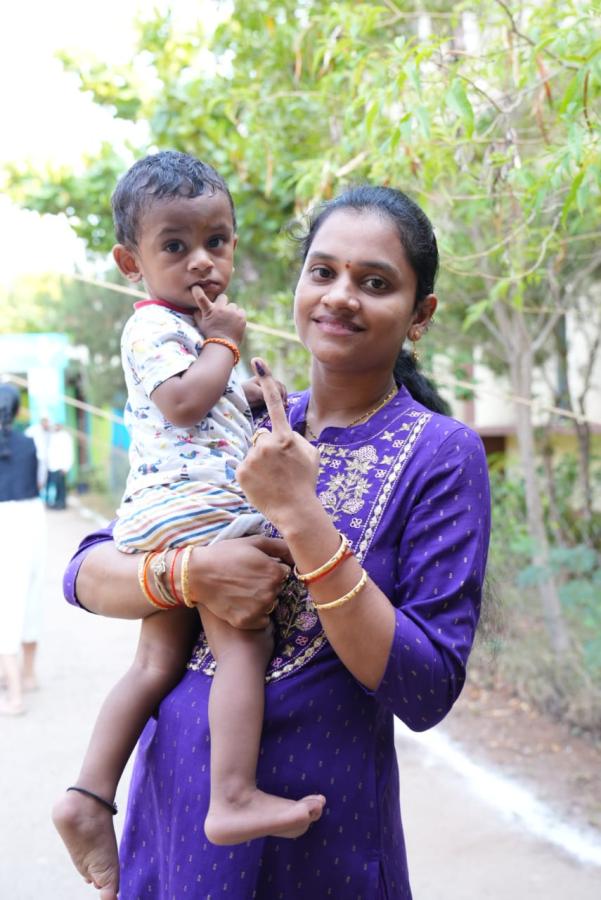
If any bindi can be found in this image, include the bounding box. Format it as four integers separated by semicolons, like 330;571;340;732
345;261;351;269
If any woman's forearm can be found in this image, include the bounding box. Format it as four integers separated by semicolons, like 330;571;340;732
74;535;292;626
279;499;396;691
75;542;155;618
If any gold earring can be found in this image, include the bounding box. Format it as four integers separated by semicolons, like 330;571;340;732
409;328;421;362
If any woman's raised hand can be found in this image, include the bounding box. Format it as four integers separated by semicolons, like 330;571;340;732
237;358;321;533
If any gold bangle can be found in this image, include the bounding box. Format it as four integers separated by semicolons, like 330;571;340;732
181;545;195;608
312;568;368;611
293;533;350;584
203;337;241;366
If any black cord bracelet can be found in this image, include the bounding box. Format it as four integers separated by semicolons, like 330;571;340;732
66;786;118;815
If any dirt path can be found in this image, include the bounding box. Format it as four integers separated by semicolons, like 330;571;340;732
1;506;599;898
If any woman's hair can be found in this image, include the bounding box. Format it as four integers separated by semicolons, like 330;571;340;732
112;150;236;248
299;185;450;415
0;383;20;459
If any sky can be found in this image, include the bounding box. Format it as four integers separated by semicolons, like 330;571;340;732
0;0;217;288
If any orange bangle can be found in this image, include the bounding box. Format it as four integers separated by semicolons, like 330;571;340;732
307;548;353;583
203;337;240;366
293;534;353;585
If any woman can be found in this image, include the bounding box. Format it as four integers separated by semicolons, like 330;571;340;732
61;186;490;898
0;383;46;715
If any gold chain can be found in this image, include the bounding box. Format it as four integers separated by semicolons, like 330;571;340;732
305;384;398;441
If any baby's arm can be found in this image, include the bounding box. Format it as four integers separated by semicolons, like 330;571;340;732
152;289;246;427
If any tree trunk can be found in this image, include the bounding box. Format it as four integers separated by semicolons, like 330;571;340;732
508;335;570;658
553;318;594;535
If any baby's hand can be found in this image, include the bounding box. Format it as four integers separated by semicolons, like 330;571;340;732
243;375;288;410
192;286;246;346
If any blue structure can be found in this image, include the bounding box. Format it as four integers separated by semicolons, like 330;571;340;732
0;332;69;424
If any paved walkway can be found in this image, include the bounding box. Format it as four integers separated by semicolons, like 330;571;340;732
1;506;599;898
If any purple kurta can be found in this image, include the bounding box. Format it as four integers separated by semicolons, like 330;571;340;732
64;386;491;899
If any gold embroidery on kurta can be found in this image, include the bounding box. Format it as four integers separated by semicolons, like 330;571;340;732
187;410;431;681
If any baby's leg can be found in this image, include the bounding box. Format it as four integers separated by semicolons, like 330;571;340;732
53;608;197;899
202;607;325;845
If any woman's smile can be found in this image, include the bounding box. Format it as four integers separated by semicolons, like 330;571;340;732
312;314;363;335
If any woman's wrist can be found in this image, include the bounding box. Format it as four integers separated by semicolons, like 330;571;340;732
272;496;326;543
275;500;345;582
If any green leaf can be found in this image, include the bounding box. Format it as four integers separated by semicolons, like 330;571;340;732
445;78;474;138
462;299;490;330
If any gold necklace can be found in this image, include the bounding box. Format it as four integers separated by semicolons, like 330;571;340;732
305;384;398;441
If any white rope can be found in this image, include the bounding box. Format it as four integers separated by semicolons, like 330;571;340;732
6;270;601;429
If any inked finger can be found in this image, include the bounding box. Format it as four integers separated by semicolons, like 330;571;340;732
251;357;291;436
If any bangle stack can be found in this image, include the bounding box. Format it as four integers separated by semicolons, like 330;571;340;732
203;337;240;366
294;532;368;612
137;548;186;609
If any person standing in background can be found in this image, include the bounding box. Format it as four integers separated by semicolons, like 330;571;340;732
0;383;47;714
46;422;74;510
25;415;52;499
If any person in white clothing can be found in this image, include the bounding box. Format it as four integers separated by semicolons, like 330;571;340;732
46;423;74;509
25;415;52;490
0;384;46;714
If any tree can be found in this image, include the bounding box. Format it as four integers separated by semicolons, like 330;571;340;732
6;0;601;662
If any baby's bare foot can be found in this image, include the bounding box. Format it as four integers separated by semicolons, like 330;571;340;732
205;789;326;845
52;790;119;899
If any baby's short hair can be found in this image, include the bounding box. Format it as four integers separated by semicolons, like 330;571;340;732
112;150;236;247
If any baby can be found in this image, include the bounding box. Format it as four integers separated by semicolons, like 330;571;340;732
53;150;324;897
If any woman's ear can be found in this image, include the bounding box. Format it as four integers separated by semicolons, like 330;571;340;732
113;244;143;283
411;294;437;335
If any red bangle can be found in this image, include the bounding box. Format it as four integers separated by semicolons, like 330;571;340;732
306;548;353;584
203;337;241;366
293;534;354;585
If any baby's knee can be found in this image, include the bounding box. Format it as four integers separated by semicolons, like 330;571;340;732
132;641;187;688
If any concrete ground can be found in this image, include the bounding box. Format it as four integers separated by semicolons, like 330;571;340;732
1;506;600;899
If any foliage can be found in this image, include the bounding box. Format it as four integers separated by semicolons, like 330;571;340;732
1;273;131;407
7;0;600;380
488;455;601;702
